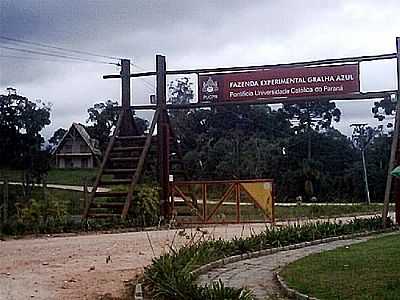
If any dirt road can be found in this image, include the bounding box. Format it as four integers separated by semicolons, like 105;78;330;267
0;214;391;300
0;224;268;300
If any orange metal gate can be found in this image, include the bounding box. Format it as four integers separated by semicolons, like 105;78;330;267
170;179;275;224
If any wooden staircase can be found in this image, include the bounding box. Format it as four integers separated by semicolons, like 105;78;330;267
83;109;160;219
82;107;192;220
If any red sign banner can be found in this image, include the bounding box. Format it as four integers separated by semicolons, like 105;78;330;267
198;64;360;102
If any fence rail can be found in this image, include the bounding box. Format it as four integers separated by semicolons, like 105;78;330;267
170;179;275;225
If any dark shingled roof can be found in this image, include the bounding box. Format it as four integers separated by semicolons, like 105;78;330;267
52;123;101;157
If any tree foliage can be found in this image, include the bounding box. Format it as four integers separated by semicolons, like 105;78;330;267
166;78;390;203
85;100;149;149
372;94;395;123
0;91;51;169
281;100;341;132
0;90;51;198
49;128;67;147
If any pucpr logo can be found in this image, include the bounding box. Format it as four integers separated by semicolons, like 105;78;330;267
202;77;219;93
201;76;219;101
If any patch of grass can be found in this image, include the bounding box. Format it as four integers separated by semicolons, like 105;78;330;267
45;168;97;185
275;204;391;220
144;217;392;300
175;203;390;223
280;233;400;300
0;168;97;185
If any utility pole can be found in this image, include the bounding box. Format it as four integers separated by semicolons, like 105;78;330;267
383;37;400;226
351;123;373;205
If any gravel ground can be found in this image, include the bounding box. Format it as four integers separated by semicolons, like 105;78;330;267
0;223;268;300
0;214;392;300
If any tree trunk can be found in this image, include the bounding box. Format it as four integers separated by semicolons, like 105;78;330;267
361;149;371;205
307;122;312;160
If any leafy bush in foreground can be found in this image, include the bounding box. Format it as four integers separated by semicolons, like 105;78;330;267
144;216;393;300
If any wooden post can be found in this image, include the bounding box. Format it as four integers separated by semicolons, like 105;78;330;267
236;183;240;223
120;59;137;136
383;37;400;226
83;177;88;215
43;175;48;224
3;177;9;224
156;54;170;220
272;181;276;225
121;59;131;110
202;183;207;222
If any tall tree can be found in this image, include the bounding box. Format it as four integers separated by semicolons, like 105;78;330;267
372;94;395;124
49;128;67;147
351;124;378;205
86;100;119;148
0;89;51;197
85;100;148;149
281;101;341;132
280;101;341;199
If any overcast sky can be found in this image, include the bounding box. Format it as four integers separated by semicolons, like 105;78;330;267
1;0;399;138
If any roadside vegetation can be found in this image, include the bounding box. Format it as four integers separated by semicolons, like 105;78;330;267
0;173;392;236
274;203;392;220
143;216;392;300
280;232;400;299
0;182;159;236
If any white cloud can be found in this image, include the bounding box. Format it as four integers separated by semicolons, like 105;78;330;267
1;0;399;138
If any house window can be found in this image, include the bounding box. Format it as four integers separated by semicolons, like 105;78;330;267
65;158;73;168
81;158;88;168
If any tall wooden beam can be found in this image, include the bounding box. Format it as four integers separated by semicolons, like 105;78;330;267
103;52;397;79
395;38;400;225
119;59;138;135
121;59;131;110
156;54;170;219
383;37;400;226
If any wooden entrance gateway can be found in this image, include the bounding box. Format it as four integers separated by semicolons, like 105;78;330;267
170;179;275;225
83;38;400;226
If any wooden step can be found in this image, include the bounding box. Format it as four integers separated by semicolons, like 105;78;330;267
116;135;148;140
95;191;128;197
116;135;158;141
109;157;140;162
87;213;121;218
93;202;125;208
112;146;144;152
100;179;132;185
103;168;136;174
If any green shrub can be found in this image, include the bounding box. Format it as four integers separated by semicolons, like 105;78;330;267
110;184;160;227
132;184;160;227
144;216;393;300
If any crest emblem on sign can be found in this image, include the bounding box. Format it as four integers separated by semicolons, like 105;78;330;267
202;77;219;94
